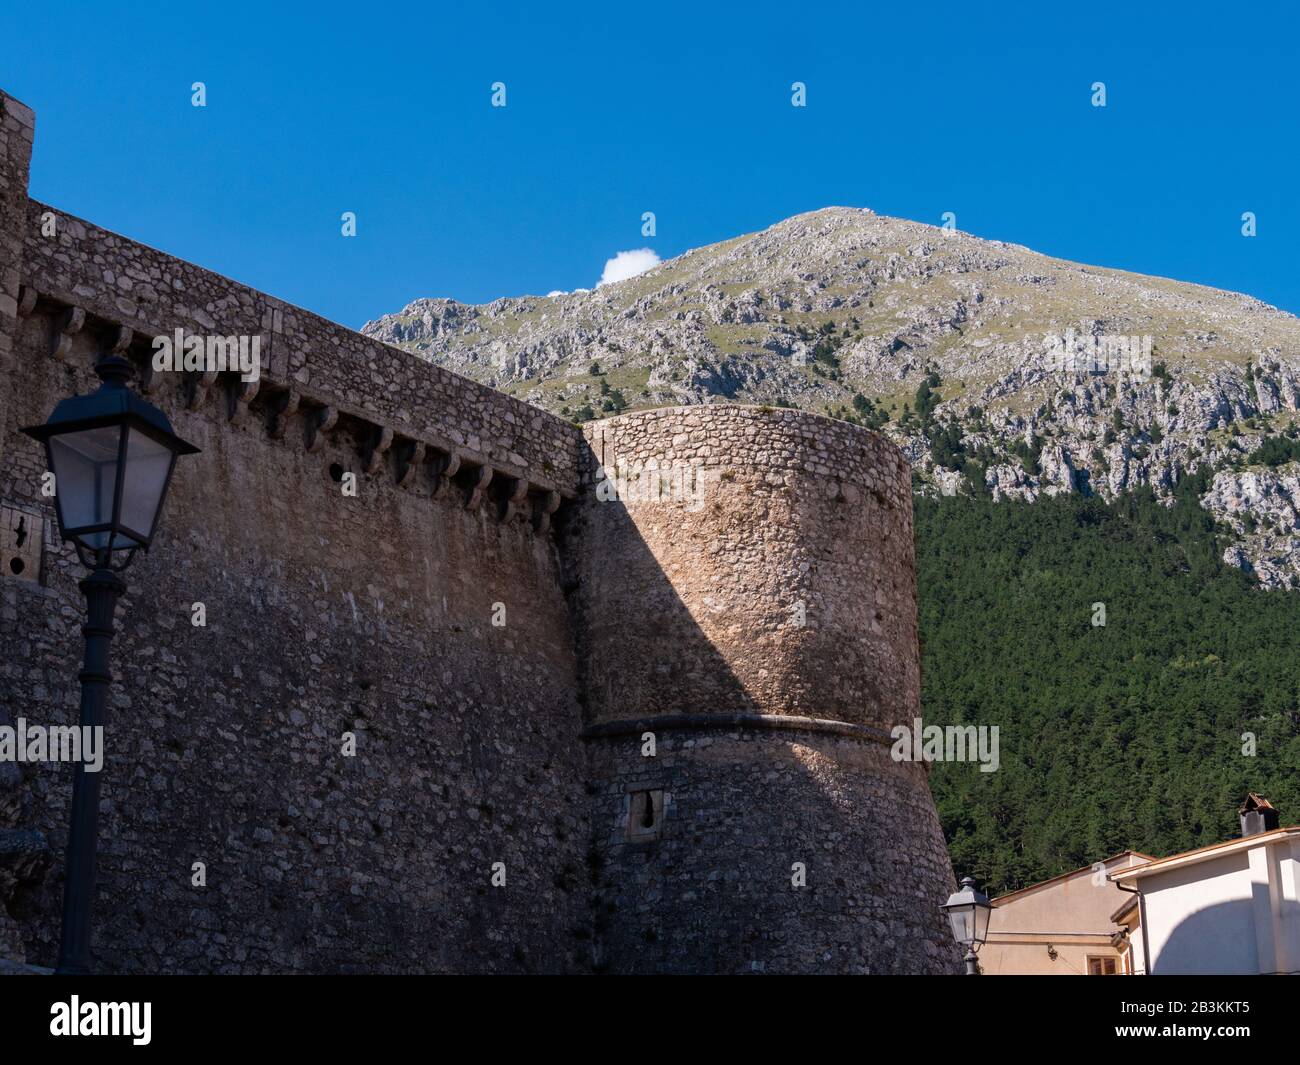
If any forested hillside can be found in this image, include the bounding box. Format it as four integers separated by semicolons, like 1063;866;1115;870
916;478;1300;896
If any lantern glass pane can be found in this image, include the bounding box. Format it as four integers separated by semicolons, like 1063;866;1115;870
49;425;122;545
120;427;175;541
974;901;992;945
947;905;974;946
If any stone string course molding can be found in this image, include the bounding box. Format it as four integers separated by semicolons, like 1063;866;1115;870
580;712;898;744
0;87;960;975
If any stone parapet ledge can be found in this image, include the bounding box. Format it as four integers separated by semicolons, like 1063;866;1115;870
20;200;585;497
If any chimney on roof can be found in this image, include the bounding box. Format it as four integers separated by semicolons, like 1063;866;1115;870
1239;793;1279;838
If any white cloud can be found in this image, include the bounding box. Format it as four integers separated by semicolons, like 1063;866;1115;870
598;248;660;287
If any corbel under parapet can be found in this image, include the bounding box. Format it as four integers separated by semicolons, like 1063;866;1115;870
466;464;493;511
534;490;562;535
50;306;85;360
268;389;300;440
395;440;426;488
361;425;394;475
502;477;529;522
304;404;337;452
229;377;261;425
432;450;461;500
186;367;220;410
17;286;37;318
108;325;133;355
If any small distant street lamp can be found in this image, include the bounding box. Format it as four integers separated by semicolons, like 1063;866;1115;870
22;354;199;974
941;876;992;975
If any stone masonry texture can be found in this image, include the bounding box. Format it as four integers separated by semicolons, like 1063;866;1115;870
571;407;959;973
0;89;960;974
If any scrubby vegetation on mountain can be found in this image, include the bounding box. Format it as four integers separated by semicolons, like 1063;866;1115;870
916;480;1300;895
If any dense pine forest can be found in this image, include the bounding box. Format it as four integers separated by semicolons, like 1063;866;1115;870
915;475;1300;896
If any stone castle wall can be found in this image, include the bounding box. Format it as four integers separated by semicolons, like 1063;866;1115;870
0;88;959;974
0;90;592;973
569;407;959;973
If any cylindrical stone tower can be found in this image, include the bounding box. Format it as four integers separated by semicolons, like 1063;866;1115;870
566;405;961;974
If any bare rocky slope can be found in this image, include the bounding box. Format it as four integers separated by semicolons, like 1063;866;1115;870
363;207;1300;589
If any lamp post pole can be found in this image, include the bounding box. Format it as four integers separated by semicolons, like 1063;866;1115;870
23;354;200;975
963;947;979;976
55;560;126;975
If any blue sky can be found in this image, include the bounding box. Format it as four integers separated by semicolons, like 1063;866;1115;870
4;2;1297;328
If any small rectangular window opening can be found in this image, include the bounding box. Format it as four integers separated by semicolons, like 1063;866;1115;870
1086;955;1118;976
627;789;665;840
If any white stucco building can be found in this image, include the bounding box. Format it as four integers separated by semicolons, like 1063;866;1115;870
1110;797;1300;975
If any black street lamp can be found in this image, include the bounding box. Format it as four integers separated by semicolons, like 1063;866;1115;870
22;354;199;974
941;876;993;975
